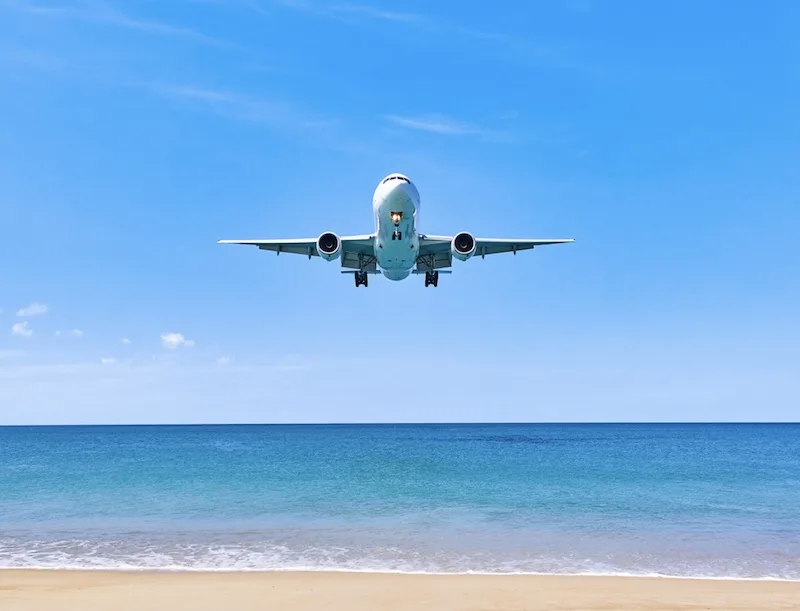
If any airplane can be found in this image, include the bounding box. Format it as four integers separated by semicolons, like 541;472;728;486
218;173;574;287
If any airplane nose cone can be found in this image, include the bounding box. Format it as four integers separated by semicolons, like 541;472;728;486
388;180;414;202
373;174;419;210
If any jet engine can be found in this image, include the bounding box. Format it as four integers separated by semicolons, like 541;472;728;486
316;232;342;261
451;231;477;261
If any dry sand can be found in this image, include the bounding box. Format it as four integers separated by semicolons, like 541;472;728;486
1;570;798;610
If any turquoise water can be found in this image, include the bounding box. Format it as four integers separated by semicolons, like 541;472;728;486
1;423;798;578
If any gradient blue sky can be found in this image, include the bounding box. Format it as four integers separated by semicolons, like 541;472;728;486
1;0;798;424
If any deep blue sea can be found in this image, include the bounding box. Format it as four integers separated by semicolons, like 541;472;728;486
1;424;799;579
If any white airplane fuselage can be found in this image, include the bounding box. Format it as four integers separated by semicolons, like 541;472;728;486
371;173;420;281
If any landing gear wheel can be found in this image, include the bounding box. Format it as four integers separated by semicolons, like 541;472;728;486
424;271;439;287
354;271;368;287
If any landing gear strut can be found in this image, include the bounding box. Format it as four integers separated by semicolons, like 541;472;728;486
354;271;369;287
424;271;439;287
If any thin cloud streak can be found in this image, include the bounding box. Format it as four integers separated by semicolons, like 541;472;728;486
267;1;599;77
138;81;341;131
384;114;515;144
2;0;230;48
151;82;497;148
457;27;606;78
385;114;492;136
272;0;427;25
326;2;427;25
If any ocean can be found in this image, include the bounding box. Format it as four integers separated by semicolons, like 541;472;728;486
1;423;798;579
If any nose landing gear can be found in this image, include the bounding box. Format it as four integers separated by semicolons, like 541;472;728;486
424;271;439;287
391;211;403;241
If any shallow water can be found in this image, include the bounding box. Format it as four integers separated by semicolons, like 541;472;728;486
1;423;798;578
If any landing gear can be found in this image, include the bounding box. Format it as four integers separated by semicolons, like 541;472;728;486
424;271;439;287
391;211;403;241
354;271;368;287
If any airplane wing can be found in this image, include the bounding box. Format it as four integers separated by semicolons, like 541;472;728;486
218;234;377;270
417;235;574;270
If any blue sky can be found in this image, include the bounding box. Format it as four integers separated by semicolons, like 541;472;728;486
1;0;798;424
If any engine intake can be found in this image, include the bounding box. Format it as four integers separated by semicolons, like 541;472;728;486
451;231;477;261
316;232;341;261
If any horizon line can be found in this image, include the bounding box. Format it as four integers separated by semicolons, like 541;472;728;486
1;421;798;428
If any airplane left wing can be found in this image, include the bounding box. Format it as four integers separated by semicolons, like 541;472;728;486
218;237;318;256
218;234;377;270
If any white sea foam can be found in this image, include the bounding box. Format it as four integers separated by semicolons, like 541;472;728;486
1;538;798;582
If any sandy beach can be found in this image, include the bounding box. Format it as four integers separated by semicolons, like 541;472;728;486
0;570;798;611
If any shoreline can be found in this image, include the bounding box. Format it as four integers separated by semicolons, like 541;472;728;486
2;569;800;611
1;566;798;582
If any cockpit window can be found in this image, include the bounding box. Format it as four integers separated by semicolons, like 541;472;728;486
382;175;410;184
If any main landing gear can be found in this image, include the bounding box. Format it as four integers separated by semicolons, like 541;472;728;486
354;271;369;287
391;231;402;240
424;271;439;287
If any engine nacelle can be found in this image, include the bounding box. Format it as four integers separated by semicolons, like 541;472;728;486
316;231;342;261
451;231;477;261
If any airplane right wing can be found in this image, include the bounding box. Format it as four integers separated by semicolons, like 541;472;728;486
416;234;574;270
218;237;320;257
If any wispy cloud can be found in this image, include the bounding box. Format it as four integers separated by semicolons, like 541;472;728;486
11;321;33;337
320;2;426;25
139;82;339;131
2;0;229;47
268;0;603;77
272;0;426;25
457;27;603;77
16;302;48;317
100;357;117;365
216;355;231;365
385;114;495;137
121;337;132;344
0;0;66;16
268;1;598;76
161;331;195;350
55;328;84;338
384;113;514;143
